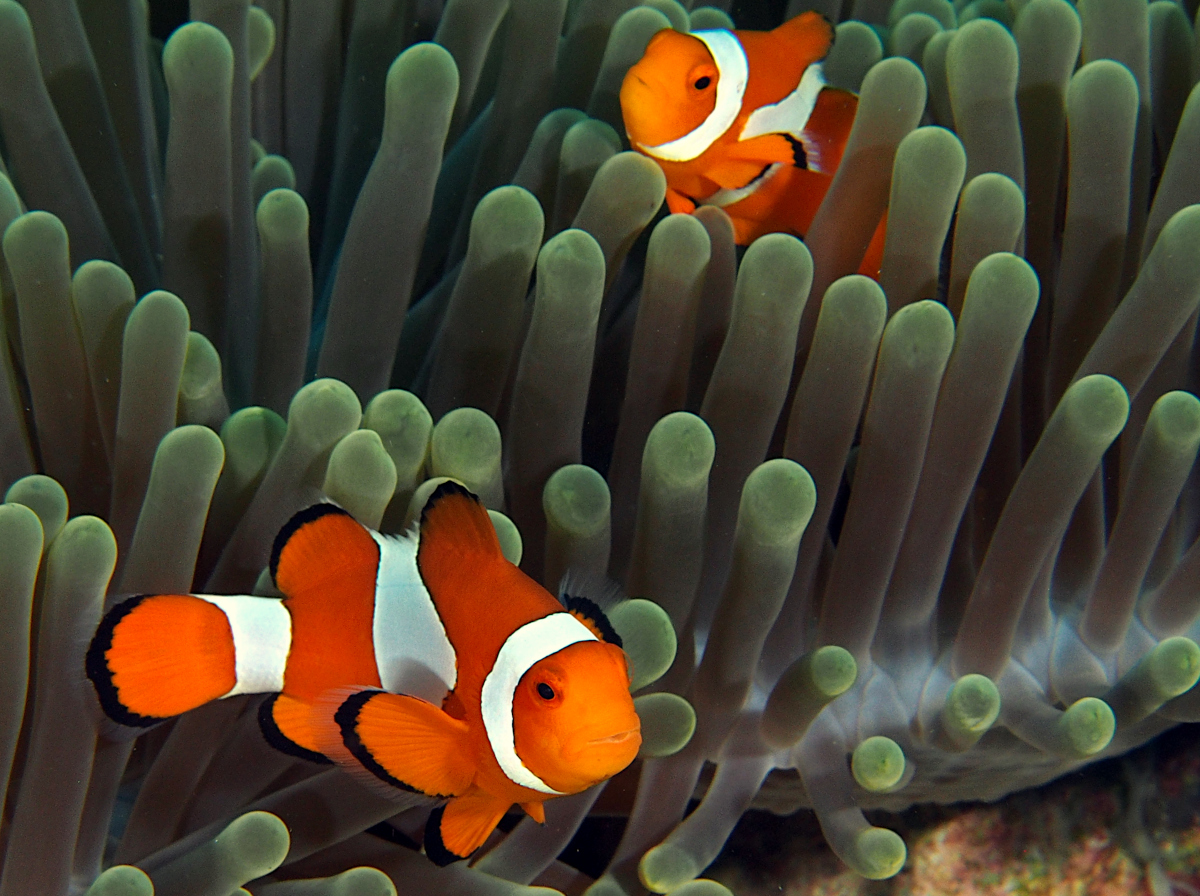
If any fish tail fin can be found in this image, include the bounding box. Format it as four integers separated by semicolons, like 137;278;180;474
773;10;836;61
425;787;513;865
417;481;503;568
87;594;239;729
269;503;381;607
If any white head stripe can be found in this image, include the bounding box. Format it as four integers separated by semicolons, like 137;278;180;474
738;63;827;157
194;595;292;697
480;613;599;794
370;530;457;702
637;29;748;163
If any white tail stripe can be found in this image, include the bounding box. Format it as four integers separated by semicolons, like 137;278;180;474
370;530;457;703
481;613;599;794
738;63;827;160
637;29;748;163
193;595;292;697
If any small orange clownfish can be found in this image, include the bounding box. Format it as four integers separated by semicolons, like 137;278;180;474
620;11;884;267
86;482;642;864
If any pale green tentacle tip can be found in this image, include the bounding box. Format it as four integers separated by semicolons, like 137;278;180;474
0;501;43;559
582;876;629;896
84;865;153;896
634;692;695;757
851;736;907;792
257;866;397;896
247;4;276;81
667;881;734;896
1063;375;1129;440
942;673;1000;746
639;842;701;894
217;810;290;875
1126;637;1200;706
489;510;523;566
610;598;676;691
851;827;907;879
1058;697;1116;757
760;646;857;750
5;474;68;547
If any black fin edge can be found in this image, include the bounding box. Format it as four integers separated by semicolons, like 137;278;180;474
85;595;170;729
562;595;623;648
268;503;354;586
257;695;333;765
424;805;470;866
334;690;449;797
418;480;483;527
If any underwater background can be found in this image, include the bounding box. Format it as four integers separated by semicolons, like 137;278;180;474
0;0;1199;893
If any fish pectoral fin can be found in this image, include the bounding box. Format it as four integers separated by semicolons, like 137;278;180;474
665;188;697;215
320;688;475;798
520;801;546;824
702;154;785;192
723;134;797;166
425;787;512;865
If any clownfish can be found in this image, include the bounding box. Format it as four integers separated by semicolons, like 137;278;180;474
620;12;885;270
86;481;641;864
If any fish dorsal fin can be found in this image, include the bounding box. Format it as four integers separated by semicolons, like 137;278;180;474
771;11;835;62
560;594;623;647
269;503;379;599
317;688;474;800
425;787;513;865
417;481;502;575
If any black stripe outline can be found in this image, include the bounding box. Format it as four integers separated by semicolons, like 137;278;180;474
561;595;623;648
424;805;469;866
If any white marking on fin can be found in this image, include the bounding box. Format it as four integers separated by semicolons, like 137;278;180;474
701;162;785;207
638;30;748;163
738;63;828;167
370;529;457;703
481;613;599;794
193;595;292;696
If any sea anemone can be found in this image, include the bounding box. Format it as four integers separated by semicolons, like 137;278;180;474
0;0;1198;894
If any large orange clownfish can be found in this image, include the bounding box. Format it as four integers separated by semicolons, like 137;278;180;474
86;482;642;864
620;12;885;269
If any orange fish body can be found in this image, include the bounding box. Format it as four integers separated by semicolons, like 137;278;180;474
87;482;641;863
620;12;885;270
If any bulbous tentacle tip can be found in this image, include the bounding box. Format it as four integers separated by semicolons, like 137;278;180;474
611;598;677;691
1058;697;1116;758
760;646;857;750
635;692;696;758
84;865;153;896
851;826;907;879
941;673;1001;748
851;735;907;792
639;842;701;894
1106;636;1200;728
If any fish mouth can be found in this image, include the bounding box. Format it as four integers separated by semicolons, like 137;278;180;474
587;727;640;747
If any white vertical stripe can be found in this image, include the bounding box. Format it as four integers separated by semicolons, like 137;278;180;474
370;530;458;703
193;594;292;697
637;29;749;163
738;63;828;163
480;613;599;794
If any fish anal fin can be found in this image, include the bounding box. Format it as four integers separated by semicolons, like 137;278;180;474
259;694;332;764
521;801;546;824
329;689;474;798
269;503;380;600
802;88;858;174
425;787;513;865
87;594;236;728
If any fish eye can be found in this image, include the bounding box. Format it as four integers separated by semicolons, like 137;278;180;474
693;75;712;90
536;682;556;700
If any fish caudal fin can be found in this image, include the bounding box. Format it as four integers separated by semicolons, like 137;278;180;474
317;688;474;798
87;594;238;728
425;787;512;866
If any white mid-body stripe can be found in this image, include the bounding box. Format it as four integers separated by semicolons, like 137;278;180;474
739;63;829;168
370;530;458;704
637;29;749;163
480;613;599;794
194;594;292;697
